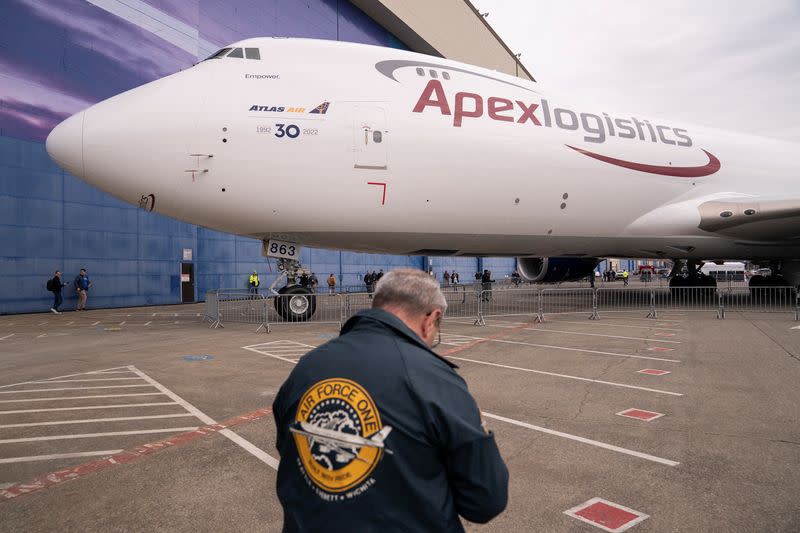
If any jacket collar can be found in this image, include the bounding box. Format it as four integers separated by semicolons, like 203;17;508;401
341;308;458;369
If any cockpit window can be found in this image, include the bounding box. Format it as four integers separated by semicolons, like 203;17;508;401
245;47;261;60
205;47;232;60
227;47;244;58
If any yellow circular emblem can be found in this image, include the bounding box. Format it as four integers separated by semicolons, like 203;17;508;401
293;378;384;493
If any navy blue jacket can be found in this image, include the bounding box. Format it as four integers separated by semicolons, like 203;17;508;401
273;309;508;532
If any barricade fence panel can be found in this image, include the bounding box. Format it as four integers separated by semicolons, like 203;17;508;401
478;288;540;320
216;290;268;331
540;288;596;320
203;290;219;326
596;288;654;317
652;287;721;316
720;287;798;318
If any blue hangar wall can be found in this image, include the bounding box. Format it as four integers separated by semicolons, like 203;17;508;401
0;0;515;314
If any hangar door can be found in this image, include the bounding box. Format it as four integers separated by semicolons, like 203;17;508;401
354;106;387;170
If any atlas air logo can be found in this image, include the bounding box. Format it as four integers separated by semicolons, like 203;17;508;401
412;79;692;147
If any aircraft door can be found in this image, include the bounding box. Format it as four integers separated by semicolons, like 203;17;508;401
354;106;387;170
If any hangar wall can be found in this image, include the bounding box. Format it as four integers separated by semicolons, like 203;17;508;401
0;0;514;315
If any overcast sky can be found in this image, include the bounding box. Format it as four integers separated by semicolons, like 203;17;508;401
471;0;800;141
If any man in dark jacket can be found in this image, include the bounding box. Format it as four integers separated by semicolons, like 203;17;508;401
48;270;66;314
273;269;508;532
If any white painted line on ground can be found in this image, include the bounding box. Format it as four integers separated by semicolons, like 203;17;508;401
439;331;681;363
0;392;165;403
0;482;16;488
0;413;196;429
544;319;683;331
65;321;74;326
483;412;679;466
144;321;152;326
0;450;123;465
38;322;48;326
0;427;199;444
0;334;14;341
448;356;683;396
37;333;69;338
0;402;178;414
128;366;279;470
0;367;132;389
0;384;154;394
524;328;681;344
29;378;145;384
92;321;101;326
119;321;126;326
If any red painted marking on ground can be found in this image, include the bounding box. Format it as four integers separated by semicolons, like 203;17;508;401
0;406;272;502
575;501;641;530
653;332;676;337
440;321;537;358
637;369;671;376
367;182;387;205
647;346;674;352
616;408;664;422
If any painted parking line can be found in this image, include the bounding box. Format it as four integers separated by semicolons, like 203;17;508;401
0;393;163;404
0;450;123;465
243;340;317;364
483;412;679;466
441;332;680;363
447;356;683;396
616;408;665;422
0;366;134;389
0;384;153;394
0;406;273;501
647;347;674;352
523;328;680;344
0;427;201;444
0;413;196;429
0;334;14;341
0;403;179;415
542;319;683;331
637;369;671;376
129;366;279;469
564;497;649;532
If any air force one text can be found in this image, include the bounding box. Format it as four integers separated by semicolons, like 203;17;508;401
46;38;800;290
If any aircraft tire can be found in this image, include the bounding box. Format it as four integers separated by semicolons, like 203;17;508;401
275;285;317;322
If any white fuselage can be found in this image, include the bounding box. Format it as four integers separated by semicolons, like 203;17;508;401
46;38;800;261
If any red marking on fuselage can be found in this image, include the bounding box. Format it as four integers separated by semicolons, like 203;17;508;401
367;182;387;205
567;145;721;177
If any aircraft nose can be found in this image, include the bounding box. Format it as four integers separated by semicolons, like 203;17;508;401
46;111;85;177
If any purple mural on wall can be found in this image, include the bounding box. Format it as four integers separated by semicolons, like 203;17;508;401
0;0;399;143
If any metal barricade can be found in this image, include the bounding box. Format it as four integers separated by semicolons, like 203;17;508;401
720;287;799;319
266;292;343;332
441;284;481;321
476;287;540;325
652;287;721;318
216;289;268;332
596;288;655;319
203;290;220;327
539;288;596;322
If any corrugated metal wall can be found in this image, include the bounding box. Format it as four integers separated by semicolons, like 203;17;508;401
0;0;515;314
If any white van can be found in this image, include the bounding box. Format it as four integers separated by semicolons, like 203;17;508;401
700;262;746;282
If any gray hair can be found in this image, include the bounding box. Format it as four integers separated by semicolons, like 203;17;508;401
372;269;448;316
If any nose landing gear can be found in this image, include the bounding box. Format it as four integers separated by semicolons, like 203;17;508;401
269;258;317;322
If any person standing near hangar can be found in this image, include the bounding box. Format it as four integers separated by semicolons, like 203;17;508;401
273;269;508;531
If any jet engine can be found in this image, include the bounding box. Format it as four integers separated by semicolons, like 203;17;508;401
517;257;600;283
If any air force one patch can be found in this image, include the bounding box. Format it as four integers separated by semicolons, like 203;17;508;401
292;378;390;498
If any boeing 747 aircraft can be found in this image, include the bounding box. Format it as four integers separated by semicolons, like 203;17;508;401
45;38;800;319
